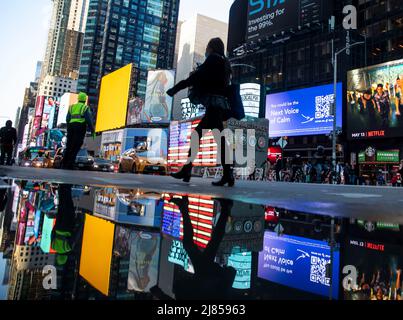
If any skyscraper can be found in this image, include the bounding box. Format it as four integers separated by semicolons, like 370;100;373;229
41;0;89;81
77;0;180;106
173;14;228;120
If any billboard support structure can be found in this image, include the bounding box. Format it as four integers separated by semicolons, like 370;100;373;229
331;40;365;174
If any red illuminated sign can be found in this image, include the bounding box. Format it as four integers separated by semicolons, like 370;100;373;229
168;120;218;170
268;147;282;164
163;194;214;248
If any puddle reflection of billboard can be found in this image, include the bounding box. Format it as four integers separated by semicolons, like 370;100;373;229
127;231;160;293
162;195;214;248
258;231;340;298
344;237;403;300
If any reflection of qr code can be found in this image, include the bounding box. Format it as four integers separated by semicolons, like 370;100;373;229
315;94;334;119
310;256;330;286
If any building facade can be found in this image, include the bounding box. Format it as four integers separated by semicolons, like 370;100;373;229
16;82;38;152
7;245;55;300
77;0;180;107
41;0;89;81
173;20;183;70
38;75;78;98
227;0;403;168
173;14;228;120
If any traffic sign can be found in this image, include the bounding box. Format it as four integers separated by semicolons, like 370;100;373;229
278;138;288;149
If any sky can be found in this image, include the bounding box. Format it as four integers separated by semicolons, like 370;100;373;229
0;0;233;128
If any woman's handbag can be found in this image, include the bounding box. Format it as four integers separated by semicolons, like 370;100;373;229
225;83;245;121
188;85;204;105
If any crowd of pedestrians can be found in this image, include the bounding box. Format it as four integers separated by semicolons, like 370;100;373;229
260;147;403;187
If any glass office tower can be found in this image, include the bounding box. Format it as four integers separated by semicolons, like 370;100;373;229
77;0;180;106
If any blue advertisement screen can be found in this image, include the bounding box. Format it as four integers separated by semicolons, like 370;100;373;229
266;83;343;137
258;232;340;298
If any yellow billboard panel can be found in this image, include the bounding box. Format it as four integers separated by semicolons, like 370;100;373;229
96;63;132;132
79;214;115;296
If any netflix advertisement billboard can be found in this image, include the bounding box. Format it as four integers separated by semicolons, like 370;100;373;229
347;59;403;140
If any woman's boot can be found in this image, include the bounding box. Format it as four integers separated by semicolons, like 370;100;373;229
212;165;235;187
170;163;192;182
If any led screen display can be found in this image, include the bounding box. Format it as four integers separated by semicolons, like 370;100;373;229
266;83;343;137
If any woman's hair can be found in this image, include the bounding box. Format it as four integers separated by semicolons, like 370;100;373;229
207;37;226;56
207;37;232;85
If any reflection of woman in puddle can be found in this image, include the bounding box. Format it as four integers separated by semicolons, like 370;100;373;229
151;196;236;300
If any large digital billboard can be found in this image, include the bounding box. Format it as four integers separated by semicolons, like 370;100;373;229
41;97;60;130
247;0;298;41
241;83;261;118
266;83;343;137
58;93;78;126
96;64;133;133
127;97;144;126
181;98;205;120
101;128;168;164
168;119;218;169
347;59;403;140
247;0;324;42
143;70;175;123
258;231;340;298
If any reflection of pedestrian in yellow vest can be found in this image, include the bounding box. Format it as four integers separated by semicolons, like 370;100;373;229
61;92;95;170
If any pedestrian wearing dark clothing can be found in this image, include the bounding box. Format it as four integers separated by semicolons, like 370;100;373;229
167;37;234;186
275;155;282;181
291;154;303;182
61;92;94;170
0;120;17;166
399;161;403;177
343;163;351;185
313;146;326;183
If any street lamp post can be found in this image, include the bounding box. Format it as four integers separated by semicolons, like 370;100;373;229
331;40;365;174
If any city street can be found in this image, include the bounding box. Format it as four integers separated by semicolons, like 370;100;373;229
3;166;403;224
1;0;403;307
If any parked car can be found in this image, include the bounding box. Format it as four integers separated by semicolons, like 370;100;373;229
75;148;94;170
43;150;56;168
31;157;46;168
92;158;115;172
52;148;65;169
119;146;167;175
20;147;48;167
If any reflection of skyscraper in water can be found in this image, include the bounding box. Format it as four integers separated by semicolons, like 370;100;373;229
7;245;55;300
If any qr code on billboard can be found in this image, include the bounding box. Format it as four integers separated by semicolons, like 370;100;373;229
315;94;334;119
310;256;330;286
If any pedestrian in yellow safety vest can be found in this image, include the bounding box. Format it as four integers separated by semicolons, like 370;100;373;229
61;92;95;170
